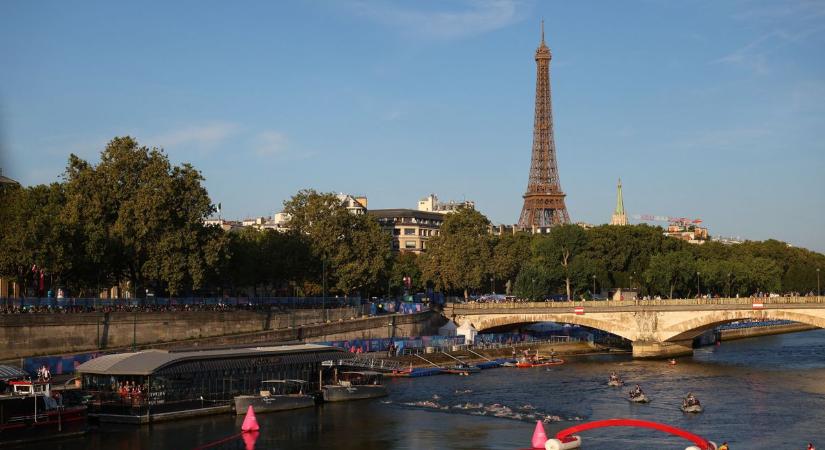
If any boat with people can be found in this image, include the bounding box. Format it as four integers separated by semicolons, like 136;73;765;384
607;372;623;387
0;377;87;445
680;393;703;413
514;356;565;368
233;380;315;415
323;371;387;402
443;362;481;375
628;385;649;403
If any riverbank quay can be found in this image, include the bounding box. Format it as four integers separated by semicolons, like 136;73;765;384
1;309;442;367
719;321;817;341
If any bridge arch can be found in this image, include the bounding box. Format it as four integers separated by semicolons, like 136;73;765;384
459;313;637;342
662;309;825;343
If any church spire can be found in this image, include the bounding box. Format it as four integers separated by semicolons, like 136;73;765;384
610;178;628;226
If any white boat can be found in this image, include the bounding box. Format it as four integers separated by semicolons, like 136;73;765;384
607;379;623;387
234;380;315;415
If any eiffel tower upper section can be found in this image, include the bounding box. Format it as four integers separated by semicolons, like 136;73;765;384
517;21;570;232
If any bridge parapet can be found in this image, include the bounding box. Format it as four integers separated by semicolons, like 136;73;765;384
446;296;824;310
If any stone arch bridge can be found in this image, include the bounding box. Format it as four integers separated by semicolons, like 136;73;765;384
443;296;825;358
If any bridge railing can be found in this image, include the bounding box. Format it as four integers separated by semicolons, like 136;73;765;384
447;296;825;310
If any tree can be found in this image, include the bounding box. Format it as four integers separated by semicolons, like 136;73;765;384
419;209;492;298
388;252;423;296
283;189;390;296
62;136;226;296
0;183;74;296
490;232;532;295
645;251;697;298
533;225;589;300
513;262;563;300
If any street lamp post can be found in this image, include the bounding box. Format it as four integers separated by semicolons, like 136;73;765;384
697;272;701;298
727;273;732;298
592;275;596;299
490;277;494;295
322;259;326;316
817;268;820;297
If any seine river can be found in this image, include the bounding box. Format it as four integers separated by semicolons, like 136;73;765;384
34;329;825;450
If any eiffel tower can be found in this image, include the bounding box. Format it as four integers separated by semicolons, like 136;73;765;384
517;21;570;232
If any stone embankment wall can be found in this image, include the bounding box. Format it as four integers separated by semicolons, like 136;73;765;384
0;308;444;360
720;322;817;341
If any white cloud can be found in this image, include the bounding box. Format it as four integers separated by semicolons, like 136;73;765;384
150;122;239;149
254;131;289;156
350;0;526;40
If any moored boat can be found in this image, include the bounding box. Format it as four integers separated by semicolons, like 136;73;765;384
323;371;387;402
0;378;87;446
443;363;481;375
233;380;315;415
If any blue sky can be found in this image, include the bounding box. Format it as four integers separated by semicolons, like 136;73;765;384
2;0;824;252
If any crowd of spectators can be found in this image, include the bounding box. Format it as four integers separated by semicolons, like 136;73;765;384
0;298;369;314
455;290;822;304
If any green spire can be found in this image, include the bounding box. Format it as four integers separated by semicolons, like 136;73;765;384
614;178;624;215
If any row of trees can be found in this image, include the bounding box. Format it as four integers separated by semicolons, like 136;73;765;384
2;136;823;299
419;209;823;299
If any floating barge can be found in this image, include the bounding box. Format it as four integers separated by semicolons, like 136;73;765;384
75;344;349;424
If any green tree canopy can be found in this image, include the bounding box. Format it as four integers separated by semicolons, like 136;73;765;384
420;208;492;297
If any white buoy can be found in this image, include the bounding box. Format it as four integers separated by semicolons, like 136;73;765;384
545;435;582;450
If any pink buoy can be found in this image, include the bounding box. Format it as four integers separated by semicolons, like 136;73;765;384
241;405;260;432
531;420;548;448
242;431;259;450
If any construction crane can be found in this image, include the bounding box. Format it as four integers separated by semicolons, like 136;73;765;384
631;215;702;227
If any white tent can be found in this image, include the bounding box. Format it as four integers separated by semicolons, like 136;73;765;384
456;320;477;345
438;320;458;336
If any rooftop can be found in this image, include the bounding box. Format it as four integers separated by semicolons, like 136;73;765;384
369;209;445;221
75;343;346;376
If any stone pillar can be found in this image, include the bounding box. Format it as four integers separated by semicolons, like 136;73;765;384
632;339;693;358
0;278;7;298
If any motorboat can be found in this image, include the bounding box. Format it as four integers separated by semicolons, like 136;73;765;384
0;379;87;445
515;357;565;368
233;380;315;415
443;363;481;375
323;371;387;402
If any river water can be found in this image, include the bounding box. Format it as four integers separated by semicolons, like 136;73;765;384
34;329;825;450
